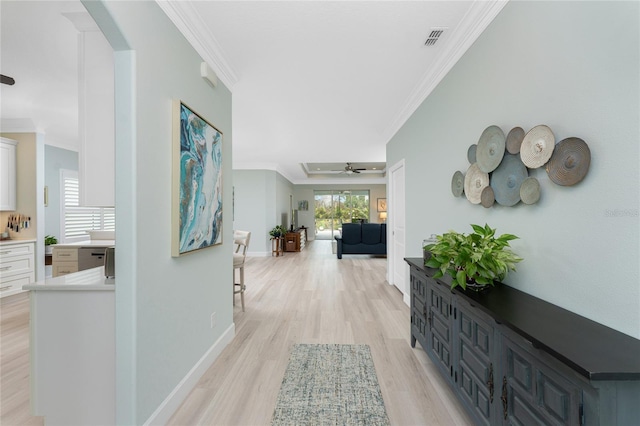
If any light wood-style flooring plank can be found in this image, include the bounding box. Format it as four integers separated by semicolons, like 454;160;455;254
169;240;472;426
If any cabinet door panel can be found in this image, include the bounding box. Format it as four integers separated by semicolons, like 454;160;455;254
456;299;496;425
427;282;453;377
502;335;581;426
538;371;571;424
511;392;547;426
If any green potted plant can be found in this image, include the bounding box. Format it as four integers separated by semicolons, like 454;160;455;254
424;224;522;291
269;225;287;239
44;235;58;254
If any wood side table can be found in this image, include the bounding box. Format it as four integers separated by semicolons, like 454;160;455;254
271;237;284;257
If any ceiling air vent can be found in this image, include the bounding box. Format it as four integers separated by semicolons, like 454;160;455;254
424;27;447;47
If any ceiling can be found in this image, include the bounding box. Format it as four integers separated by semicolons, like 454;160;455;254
1;1;506;184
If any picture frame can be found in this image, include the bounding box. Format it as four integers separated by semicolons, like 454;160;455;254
298;200;309;211
377;198;387;212
171;100;223;257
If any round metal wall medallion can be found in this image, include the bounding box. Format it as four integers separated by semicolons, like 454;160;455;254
520;125;555;168
546;137;591;186
464;163;489;205
476;125;506;173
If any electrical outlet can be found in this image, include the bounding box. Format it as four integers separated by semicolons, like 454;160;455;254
210;312;216;329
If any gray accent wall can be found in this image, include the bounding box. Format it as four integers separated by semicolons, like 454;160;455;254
233;169;294;255
386;1;639;338
86;1;233;423
44;145;78;241
233;170;277;255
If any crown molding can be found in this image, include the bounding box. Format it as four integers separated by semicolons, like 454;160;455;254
156;1;239;90
382;0;509;143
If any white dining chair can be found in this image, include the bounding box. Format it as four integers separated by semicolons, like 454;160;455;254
233;230;251;311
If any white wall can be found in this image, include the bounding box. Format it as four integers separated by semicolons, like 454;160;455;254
387;1;639;338
86;1;234;423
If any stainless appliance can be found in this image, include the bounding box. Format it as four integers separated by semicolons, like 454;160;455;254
77;247;107;271
104;246;115;278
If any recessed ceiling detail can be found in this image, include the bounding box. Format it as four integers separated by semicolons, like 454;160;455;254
303;162;386;178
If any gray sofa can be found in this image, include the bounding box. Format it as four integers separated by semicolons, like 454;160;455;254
335;223;387;259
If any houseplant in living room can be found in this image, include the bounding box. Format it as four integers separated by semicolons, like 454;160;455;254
269;225;287;239
423;224;522;291
44;235;58;255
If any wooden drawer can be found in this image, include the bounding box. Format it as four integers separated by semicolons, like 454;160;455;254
0;242;34;259
53;248;78;262
53;263;79;277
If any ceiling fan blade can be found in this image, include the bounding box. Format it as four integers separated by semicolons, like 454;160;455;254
1;74;16;85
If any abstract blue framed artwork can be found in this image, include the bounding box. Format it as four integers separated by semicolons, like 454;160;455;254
172;100;223;256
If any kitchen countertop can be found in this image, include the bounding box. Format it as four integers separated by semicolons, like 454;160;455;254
0;238;37;246
52;239;115;248
23;266;114;291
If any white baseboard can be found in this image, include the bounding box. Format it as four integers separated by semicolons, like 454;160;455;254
143;322;236;425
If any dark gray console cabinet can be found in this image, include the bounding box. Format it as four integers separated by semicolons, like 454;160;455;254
406;258;640;426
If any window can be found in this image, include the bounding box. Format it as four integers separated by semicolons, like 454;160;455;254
60;169;114;242
313;190;370;239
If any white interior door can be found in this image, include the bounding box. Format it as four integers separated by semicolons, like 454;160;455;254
388;160;408;305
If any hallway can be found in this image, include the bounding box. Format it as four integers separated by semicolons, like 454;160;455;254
169;240;471;425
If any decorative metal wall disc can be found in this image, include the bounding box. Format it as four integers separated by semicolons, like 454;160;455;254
464;163;489;204
506;127;525;154
476;125;506;173
467;144;477;164
451;171;464;197
520;177;541;204
520;125;555;168
490;154;528;206
481;186;495;208
546;137;591;186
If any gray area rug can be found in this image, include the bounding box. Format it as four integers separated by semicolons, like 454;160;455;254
271;344;390;425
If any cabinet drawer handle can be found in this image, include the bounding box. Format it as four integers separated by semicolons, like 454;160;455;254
0;284;12;291
501;376;508;420
58;253;71;257
0;266;11;271
0;251;10;255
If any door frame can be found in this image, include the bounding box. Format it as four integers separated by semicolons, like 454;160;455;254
387;159;409;305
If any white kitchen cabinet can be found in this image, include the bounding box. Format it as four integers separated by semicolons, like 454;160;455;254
0;137;18;211
0;240;35;298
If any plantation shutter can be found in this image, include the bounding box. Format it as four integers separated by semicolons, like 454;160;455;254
61;170;115;242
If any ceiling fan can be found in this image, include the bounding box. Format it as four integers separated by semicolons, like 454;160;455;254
1;74;16;85
334;162;366;175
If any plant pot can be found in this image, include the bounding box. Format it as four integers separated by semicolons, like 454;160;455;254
45;245;53;255
464;280;492;292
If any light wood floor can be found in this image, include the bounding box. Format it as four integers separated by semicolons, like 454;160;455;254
169;240;472;425
0;291;43;426
0;240;472;425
